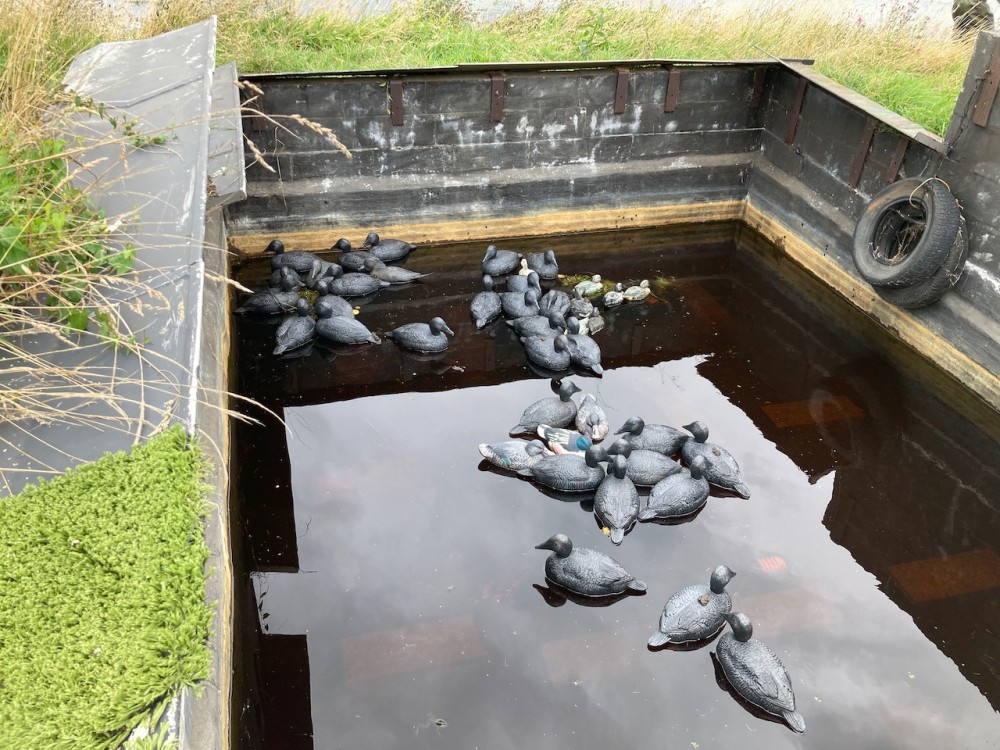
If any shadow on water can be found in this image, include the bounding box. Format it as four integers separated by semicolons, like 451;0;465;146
230;224;1000;750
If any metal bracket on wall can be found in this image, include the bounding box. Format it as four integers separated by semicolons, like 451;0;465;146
750;68;766;109
663;66;680;113
242;89;268;133
614;68;630;114
885;136;909;183
489;71;505;122
972;37;1000;127
389;78;404;126
848;117;877;188
785;78;808;144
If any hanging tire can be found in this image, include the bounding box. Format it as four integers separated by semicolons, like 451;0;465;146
852;178;961;289
875;216;969;309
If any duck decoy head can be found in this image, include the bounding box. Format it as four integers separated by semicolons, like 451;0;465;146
608;437;632;457
547;310;567;331
557;379;581;401
278;267;302;292
362;231;380;248
483;245;497;262
295;298;310;316
545;249;557;263
535;533;573;557
329;264;344;279
585;444;609;467
689;454;712;480
592;274;602;283
615;416;644;436
683;421;709;442
553;334;571;354
566;316;580;335
525;439;549;457
525;288;541;306
362;257;386;272
314;277;329;295
331;238;352;252
724;611;753;642
482;274;495;292
609;453;628;479
429;317;454;336
527;271;541;289
710;565;736;594
265;239;285;254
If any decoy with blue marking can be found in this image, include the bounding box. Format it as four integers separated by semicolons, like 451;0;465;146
624;279;651;302
362;232;417;263
527;249;559;279
478;439;551;471
235;268;301;316
538;424;593;454
716;612;805;733
273;298;315;355
643;455;712;519
501;288;541;319
594;454;639;545
518;444;608;492
608;437;682;487
385;317;454;353
648;564;735;646
315;306;380;345
574;274;604;297
267;239;327;277
565;317;604;376
506;269;541;294
509;379;581;436
506;309;564;338
603;282;625;308
471;274;503;329
326;265;391;297
568;287;594;319
538;289;571;319
681;421;750;498
573;392;609;441
363;257;428;284
534;533;646;597
521;333;572;373
483;244;522;276
312;279;356;319
615;416;689;456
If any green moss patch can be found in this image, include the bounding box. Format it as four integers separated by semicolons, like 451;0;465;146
0;426;212;750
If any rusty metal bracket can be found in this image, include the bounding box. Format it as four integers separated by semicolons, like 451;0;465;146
885;136;910;183
750;68;766;109
663;66;680;113
614;67;630;114
488;71;505;122
784;78;808;144
848;118;877;189
389;78;404;126
972;37;1000;127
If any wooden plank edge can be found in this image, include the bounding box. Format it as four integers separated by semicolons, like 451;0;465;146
741;200;1000;413
227;201;745;256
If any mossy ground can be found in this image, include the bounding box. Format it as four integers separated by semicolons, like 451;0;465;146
0;426;212;750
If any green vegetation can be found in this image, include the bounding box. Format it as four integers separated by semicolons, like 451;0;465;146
0;426;212;750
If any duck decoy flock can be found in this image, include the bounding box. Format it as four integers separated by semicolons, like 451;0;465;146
236;234;800;733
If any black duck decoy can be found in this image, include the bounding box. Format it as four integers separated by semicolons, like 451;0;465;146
614;416;689;456
527;248;559;279
518;444;608;492
501;288;541;319
482;244;522;276
505;309;565;338
715;612;805;733
538;288;571;318
385;317;454;353
314;306;380;345
643;455;712;520
273;298;315;355
235;268;301;316
507;269;541;294
471;274;503;329
267;239;326;277
608;437;682;487
534;533;646;597
681;421;750;498
521;333;572;373
509;379;581;435
331;238;381;273
325;265;391;297
594;454;639;545
312;279;356;319
362;231;417;263
648;564;735;647
565;317;604;376
363;257;428;284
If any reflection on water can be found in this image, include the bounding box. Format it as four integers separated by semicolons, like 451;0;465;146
231;225;1000;750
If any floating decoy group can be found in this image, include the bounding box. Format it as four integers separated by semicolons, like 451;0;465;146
236;233;802;733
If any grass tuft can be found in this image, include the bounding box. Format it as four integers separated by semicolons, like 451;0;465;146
0;425;212;750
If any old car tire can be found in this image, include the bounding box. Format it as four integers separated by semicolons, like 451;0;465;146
876;216;969;309
852;178;961;289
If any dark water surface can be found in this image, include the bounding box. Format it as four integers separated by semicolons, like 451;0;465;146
231;225;1000;750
